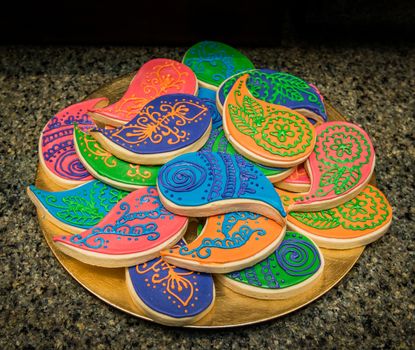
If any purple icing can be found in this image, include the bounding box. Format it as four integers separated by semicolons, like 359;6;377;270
128;240;214;318
92;94;212;154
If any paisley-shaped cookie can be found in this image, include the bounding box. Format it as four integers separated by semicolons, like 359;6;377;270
201;128;294;183
275;163;311;193
288;121;375;212
223;74;316;167
39;98;109;187
183;41;254;90
53;187;188;267
277;185;392;249
89;58;198;127
161;211;285;273
157;152;286;225
217;231;324;299
217;69;327;124
126;240;215;326
90;94;212;165
27;180;128;234
74;126;160;191
197;87;222;129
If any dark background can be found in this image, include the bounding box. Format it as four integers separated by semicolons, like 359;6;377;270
1;0;414;46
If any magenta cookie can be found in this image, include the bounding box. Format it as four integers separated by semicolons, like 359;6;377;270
288;121;375;212
53;187;188;267
39;98;109;187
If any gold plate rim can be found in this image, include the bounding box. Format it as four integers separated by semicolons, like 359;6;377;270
35;72;367;328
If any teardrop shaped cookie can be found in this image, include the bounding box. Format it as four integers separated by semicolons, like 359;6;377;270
53;187;188;267
183;41;254;90
74;125;160;191
126;240;215;326
90;94;212;165
223;74;316;167
89;58;198;127
217;231;324;299
157;152;286;225
161;211;285;273
27;180;128;234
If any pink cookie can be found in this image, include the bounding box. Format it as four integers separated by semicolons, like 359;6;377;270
288;121;375;212
275;163;311;193
53;187;188;268
89;58;198;127
39;98;108;187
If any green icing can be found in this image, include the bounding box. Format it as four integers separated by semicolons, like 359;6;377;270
74;126;160;188
183;41;254;87
290;186;390;231
226;231;321;289
201;128;287;177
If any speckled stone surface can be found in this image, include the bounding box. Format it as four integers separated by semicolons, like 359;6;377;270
0;45;414;349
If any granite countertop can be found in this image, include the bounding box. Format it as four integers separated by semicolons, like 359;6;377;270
0;45;413;349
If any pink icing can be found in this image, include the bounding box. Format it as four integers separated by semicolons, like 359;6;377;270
90;58;198;123
283;164;310;185
53;187;188;255
40;98;108;182
294;121;375;206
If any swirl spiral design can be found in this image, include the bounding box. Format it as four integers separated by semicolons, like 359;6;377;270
55;149;89;179
159;161;207;192
276;239;319;276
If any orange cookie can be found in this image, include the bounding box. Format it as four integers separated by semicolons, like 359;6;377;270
223;74;316;167
277;185;392;249
161;212;285;273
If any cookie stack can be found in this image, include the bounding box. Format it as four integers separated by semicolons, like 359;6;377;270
28;41;393;326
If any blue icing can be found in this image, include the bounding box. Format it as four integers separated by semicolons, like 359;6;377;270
93;94;212;154
197;87;222;129
157;152;286;218
29;180;128;229
128;240;214;318
218;69;327;123
200;128;286;176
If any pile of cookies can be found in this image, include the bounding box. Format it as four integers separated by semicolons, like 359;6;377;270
28;41;393;326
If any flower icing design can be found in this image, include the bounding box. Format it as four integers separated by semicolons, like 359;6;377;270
135;254;194;307
329;138;353;157
270;123;295;143
342;198;368;216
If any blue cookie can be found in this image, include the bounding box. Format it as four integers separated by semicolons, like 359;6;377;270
90;94;212;165
157;152;286;225
27;180;128;234
126;240;215;326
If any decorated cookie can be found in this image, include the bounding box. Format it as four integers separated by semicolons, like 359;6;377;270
27;180;128;234
223;74;316;167
161;211;286;273
197;87;222;129
275;163;311;193
89;59;198;127
74;126;160;191
157;152;286;225
90;94;212;165
39;98;109;187
217;231;324;299
288;121;375;212
183;41;255;90
53;187;188;267
126;240;215;326
277;185;392;249
217;69;327;123
201;128;294;183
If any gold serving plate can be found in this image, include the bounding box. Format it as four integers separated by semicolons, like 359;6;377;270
35;73;370;328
